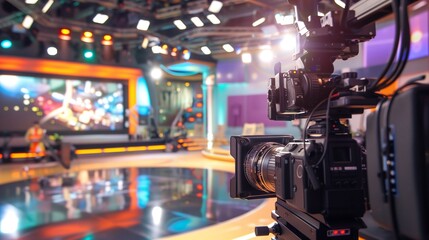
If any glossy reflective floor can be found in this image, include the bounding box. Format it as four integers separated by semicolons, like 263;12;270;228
0;166;263;240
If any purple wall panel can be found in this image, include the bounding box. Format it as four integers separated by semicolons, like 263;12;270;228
364;11;429;67
227;94;285;127
216;59;245;83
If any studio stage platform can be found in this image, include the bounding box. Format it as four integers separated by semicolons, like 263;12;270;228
0;151;275;240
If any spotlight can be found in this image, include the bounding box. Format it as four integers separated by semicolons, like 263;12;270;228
101;34;113;46
201;46;211;55
182;49;191;60
173;20;187;30
81;31;94;43
258;49;273;62
334;0;346;8
42;0;54;13
59;28;71;41
222;44;234;53
275;14;295;25
241;52;252;63
252;17;266;27
191;17;204;27
207;14;221;24
280;34;296;51
0;40;12;49
208;0;223;13
93;13;109;24
22;15;34;29
150;67;162;80
137;19;150;31
171;47;178;57
151;45;162;54
47;46;58;56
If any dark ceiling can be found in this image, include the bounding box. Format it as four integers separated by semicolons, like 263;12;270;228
0;0;297;60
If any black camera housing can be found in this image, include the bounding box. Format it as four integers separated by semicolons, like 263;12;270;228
278;138;366;218
230;134;367;219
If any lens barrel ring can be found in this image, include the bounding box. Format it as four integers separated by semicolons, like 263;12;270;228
244;142;285;193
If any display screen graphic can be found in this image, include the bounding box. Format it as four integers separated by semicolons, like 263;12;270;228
0;74;127;134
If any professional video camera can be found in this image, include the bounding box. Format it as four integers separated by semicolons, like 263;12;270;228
230;0;428;239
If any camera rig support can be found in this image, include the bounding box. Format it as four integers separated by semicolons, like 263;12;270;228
229;0;421;239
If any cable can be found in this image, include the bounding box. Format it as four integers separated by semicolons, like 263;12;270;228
374;0;404;90
302;88;338;167
371;0;400;90
313;88;337;167
375;0;411;91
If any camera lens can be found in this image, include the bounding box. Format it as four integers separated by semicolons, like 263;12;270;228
244;142;285;193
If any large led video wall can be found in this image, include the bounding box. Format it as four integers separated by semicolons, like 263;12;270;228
0;73;127;134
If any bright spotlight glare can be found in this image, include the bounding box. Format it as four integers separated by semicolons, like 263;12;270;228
258;49;273;63
242;53;252;64
152;206;163;226
280;34;296;51
0;75;19;89
0;206;19;234
150;67;163;80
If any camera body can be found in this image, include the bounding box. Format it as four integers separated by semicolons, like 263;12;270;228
230;134;366;219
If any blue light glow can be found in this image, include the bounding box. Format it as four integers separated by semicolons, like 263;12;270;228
137;77;151;115
83;50;94;59
137;175;151;208
0;40;12;49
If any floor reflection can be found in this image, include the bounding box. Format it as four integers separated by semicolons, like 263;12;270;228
0;167;263;239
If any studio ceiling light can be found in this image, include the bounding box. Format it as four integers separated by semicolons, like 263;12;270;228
59;28;71;40
208;0;223;13
81;31;94;43
93;13;109;24
191;17;204;27
201;46;211;55
207;14;221;25
334;0;346;8
222;44;234;53
252;17;266;27
22;15;34;29
137;19;150;31
42;0;54;13
101;34;113;46
173;20;187;30
25;0;38;4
